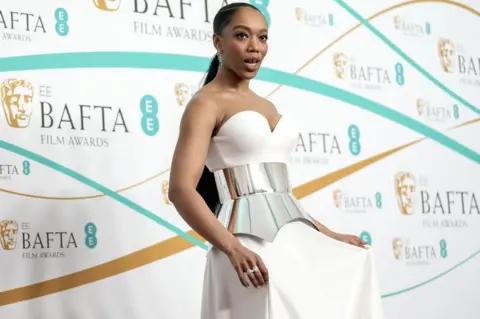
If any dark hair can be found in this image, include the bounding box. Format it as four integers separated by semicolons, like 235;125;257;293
196;3;261;214
202;2;261;87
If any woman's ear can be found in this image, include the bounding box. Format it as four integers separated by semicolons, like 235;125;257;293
213;34;223;53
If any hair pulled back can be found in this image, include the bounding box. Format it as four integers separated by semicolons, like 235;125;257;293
196;3;261;214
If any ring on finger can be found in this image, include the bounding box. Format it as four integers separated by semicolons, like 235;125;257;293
246;265;259;275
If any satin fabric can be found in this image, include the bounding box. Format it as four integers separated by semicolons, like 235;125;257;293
201;222;384;319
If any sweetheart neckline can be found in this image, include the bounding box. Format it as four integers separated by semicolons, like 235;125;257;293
214;110;284;137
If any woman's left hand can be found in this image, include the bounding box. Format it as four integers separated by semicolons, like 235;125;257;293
332;233;367;248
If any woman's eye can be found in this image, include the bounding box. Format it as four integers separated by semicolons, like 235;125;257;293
235;33;248;39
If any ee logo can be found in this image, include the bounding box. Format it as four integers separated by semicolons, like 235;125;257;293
395;62;405;86
348;124;361;156
22;160;31;175
375;192;382;209
55;8;69;36
250;0;271;27
85;222;97;249
453;104;459;119
140;95;159;136
425;22;431;35
439;239;448;258
360;231;372;246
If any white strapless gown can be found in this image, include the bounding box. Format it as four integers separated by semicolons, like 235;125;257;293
200;111;384;319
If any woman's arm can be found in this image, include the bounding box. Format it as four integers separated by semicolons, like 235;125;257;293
310;215;338;239
310;215;366;247
168;94;240;255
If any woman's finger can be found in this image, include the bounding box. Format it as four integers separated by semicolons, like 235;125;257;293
354;237;362;246
256;256;269;284
248;257;265;287
358;238;366;247
235;264;250;288
243;261;259;288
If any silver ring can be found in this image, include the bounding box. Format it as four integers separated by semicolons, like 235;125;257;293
246;265;259;275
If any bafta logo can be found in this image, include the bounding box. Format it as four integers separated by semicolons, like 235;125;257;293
162;180;171;205
393;16;402;30
333;52;348;79
295;7;304;21
1;79;34;129
93;0;122;11
394;172;416;215
416;98;427;116
392;238;404;260
333;189;342;208
438;38;455;73
0;220;19;250
174;83;192;107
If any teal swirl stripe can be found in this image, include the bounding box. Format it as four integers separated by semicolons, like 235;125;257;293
0;0;478;303
382;248;480;297
334;0;480;115
330;0;480;298
0;140;208;250
0;52;479;164
0;51;479;300
0;137;478;300
0;52;209;72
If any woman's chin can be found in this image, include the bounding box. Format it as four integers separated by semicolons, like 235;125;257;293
239;70;260;80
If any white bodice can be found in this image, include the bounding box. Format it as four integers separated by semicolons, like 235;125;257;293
205;110;297;172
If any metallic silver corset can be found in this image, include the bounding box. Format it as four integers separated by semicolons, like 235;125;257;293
213;162;318;243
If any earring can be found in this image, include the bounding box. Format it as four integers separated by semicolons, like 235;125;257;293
217;51;223;66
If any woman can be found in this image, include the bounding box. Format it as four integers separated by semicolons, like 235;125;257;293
168;3;384;318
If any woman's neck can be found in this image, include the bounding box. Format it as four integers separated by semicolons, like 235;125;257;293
213;67;250;94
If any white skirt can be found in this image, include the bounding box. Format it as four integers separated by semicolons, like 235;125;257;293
200;222;384;319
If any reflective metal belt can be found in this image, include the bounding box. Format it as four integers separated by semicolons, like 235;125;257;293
213;162;317;243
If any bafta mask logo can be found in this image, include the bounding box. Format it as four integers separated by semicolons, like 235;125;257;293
393;16;402;30
416;98;427;116
93;0;122;11
392;237;404;260
295;7;305;21
394;172;416;215
438;38;455;73
0;220;19;250
333;189;342;208
162;180;171;205
174;83;192;107
1;79;34;129
333;52;348;79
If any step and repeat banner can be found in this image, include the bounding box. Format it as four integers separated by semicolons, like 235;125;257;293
1;0;479;318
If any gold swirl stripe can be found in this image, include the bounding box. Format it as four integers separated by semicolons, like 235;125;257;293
0;230;204;306
1;117;477;306
293;117;480;199
265;0;480;99
1;0;479;306
293;139;423;199
0;169;170;200
1;0;478;201
450;117;480;129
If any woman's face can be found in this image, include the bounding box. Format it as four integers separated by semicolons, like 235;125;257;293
216;7;269;80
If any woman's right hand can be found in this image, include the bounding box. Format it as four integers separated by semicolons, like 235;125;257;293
226;243;269;288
